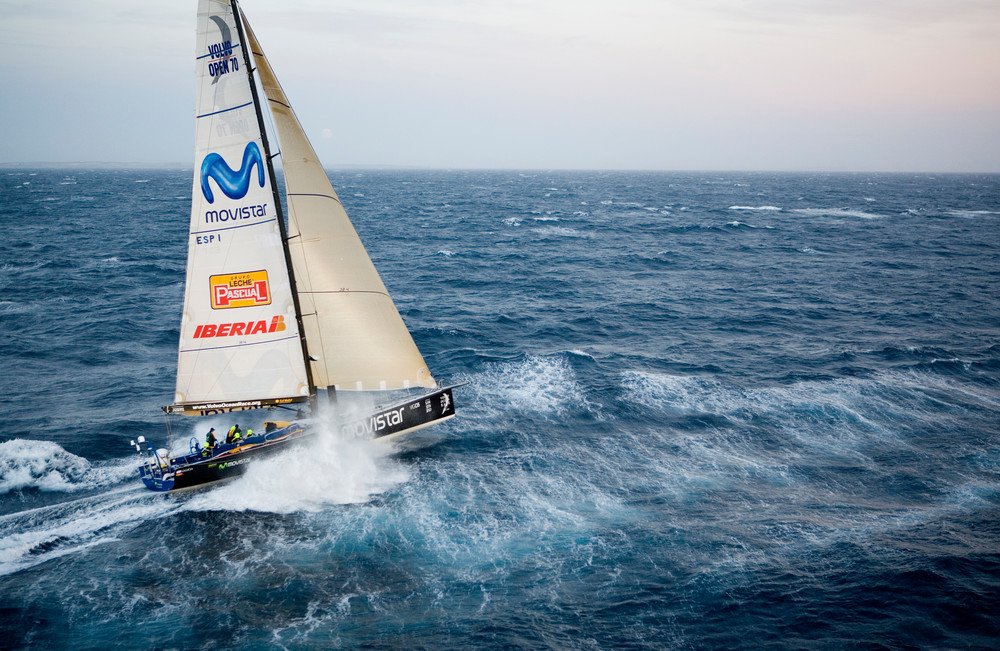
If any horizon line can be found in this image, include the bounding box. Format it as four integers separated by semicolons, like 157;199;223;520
1;161;999;175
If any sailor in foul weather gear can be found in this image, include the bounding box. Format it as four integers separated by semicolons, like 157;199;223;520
201;427;217;457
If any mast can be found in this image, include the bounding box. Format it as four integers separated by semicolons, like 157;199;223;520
229;0;316;397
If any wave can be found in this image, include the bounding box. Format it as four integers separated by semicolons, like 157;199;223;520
618;369;1000;465
0;486;171;577
948;209;1000;218
0;439;135;494
531;226;592;239
621;368;976;420
729;205;782;211
792;208;883;220
455;356;595;420
723;220;774;229
612;368;1000;569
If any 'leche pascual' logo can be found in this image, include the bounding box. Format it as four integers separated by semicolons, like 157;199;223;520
210;270;271;309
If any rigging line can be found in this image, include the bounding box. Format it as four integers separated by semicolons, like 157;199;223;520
162;410;173;441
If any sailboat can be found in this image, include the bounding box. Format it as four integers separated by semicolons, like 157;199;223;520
133;0;459;491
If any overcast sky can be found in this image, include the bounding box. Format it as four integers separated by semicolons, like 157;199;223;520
1;0;998;171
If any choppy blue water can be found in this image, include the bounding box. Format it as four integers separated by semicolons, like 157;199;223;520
1;169;999;649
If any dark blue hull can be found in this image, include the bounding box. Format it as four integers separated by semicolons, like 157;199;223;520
139;423;308;492
138;386;458;491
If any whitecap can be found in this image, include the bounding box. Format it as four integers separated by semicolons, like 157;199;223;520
0;439;137;494
728;205;782;211
531;226;591;238
456;356;592;419
0;439;92;494
792;208;883;220
949;209;1000;218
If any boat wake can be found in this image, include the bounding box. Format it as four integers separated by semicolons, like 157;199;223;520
0;406;417;575
0;483;174;577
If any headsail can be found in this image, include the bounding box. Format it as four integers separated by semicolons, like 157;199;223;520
168;0;311;415
241;18;436;392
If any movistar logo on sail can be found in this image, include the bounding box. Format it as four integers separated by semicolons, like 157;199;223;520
199;142;270;228
201;142;265;203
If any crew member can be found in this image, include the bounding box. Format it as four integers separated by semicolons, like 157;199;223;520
202;427;217;456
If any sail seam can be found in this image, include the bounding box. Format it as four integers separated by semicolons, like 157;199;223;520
195;42;242;61
191;217;277;236
288;192;345;206
300;290;391;298
196;101;253;119
180;334;300;354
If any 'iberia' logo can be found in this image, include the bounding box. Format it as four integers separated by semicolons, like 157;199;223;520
210;270;271;309
200;142;265;204
193;315;287;339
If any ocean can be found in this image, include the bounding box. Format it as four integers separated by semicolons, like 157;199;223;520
1;169;999;649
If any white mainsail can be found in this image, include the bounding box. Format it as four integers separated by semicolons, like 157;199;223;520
171;0;310;414
242;17;436;392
